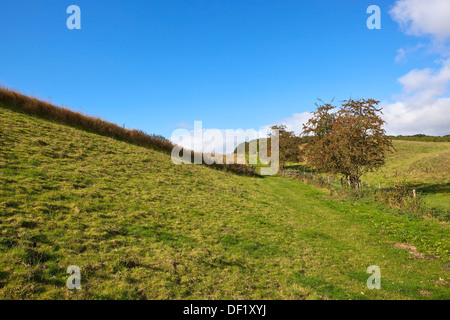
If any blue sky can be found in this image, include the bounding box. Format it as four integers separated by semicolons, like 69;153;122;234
1;0;449;143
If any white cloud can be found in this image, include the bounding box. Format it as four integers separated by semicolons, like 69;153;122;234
382;59;450;136
170;124;265;154
382;98;450;136
273;2;450;137
399;59;450;95
382;0;450;136
261;112;312;135
390;0;450;40
382;0;450;135
173;0;450;148
169;112;313;155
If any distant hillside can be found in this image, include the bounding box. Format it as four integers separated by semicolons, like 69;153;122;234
388;134;450;142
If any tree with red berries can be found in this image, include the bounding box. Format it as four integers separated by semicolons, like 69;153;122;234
301;99;393;189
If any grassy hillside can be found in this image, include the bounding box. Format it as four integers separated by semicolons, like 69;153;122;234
0;106;449;299
362;140;449;186
0;87;254;176
362;140;450;212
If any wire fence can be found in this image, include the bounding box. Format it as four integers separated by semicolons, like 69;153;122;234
281;169;449;221
283;169;396;190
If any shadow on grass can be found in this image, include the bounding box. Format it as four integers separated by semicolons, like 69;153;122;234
284;164;318;173
0;271;9;289
292;273;364;299
406;182;450;194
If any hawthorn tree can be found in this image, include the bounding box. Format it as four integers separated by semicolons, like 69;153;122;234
301;99;393;189
269;125;302;171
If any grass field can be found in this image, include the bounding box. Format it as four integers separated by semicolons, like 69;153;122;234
362;140;450;212
0;105;449;299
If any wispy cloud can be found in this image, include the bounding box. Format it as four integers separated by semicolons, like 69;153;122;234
394;43;425;63
395;48;407;63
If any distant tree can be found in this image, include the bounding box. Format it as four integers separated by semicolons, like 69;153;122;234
269;125;302;171
301;99;393;189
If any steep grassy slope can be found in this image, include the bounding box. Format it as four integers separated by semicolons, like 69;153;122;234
0;106;449;299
